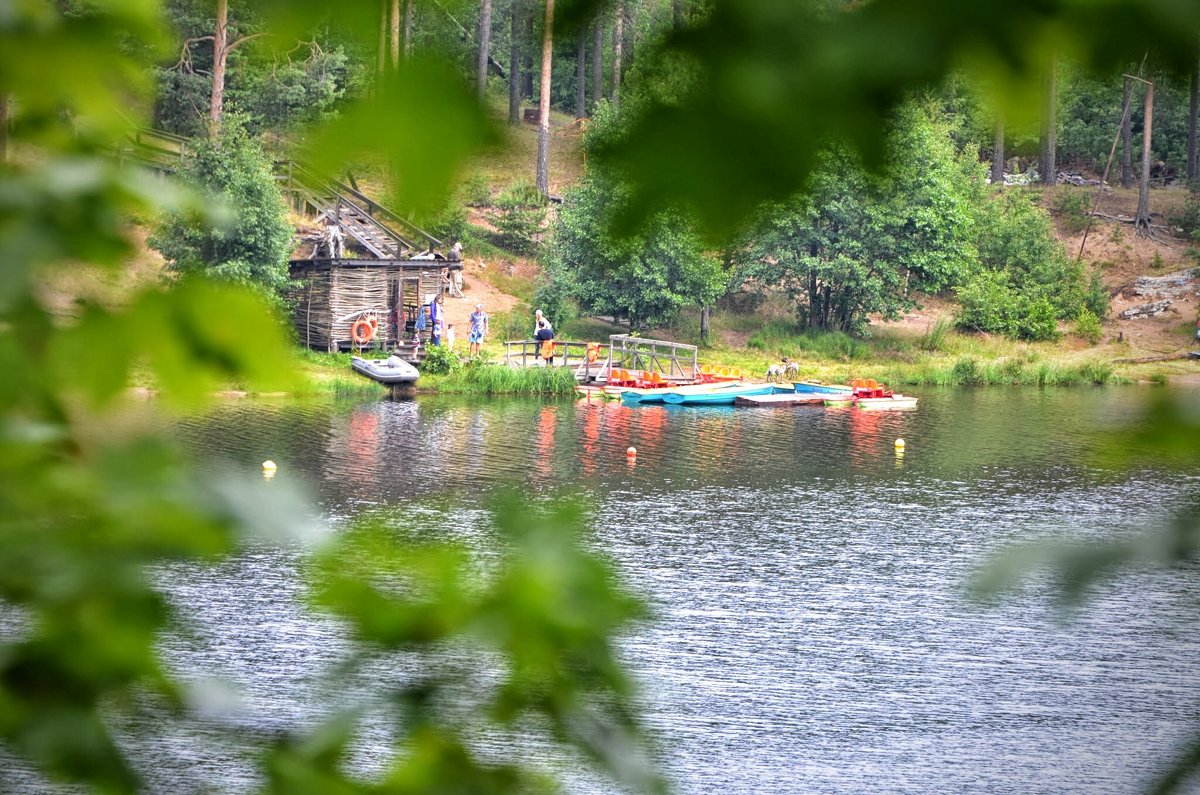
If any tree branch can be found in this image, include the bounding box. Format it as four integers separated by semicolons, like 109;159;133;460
225;31;269;54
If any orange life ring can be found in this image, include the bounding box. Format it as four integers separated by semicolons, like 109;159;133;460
367;316;379;333
351;318;375;345
586;342;600;363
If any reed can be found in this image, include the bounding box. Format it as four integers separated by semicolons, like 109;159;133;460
435;364;578;396
886;358;1116;386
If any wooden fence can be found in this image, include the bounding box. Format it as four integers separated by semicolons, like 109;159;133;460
503;334;699;383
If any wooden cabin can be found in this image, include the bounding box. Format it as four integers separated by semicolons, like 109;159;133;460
288;258;462;354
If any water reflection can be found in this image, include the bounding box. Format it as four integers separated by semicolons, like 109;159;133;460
158;386;1200;794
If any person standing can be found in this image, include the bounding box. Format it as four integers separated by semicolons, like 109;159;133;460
429;294;443;346
448;242;465;298
533;308;552;338
535;319;555;366
468;303;489;357
445;322;456;351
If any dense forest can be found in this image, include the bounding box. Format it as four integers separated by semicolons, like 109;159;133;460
2;2;1200;793
142;0;1200;344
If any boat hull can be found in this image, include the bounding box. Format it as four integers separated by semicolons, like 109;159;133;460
792;381;853;395
350;355;419;385
662;384;775;405
621;381;744;404
855;396;918;410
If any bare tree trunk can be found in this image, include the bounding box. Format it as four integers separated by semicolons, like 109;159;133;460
209;0;229;135
536;0;554;196
390;0;401;71
477;0;492;102
508;0;521;125
611;3;623;112
591;19;602;112
1038;58;1056;185
575;31;586;118
699;305;709;344
1136;80;1154;235
1188;56;1199;181
1121;78;1134;188
991;117;1005;185
403;0;414;59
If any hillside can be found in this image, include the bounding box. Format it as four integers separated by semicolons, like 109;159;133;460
446;104;1198;369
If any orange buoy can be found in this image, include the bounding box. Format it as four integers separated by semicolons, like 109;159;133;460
351;318;375;345
626;446;637;458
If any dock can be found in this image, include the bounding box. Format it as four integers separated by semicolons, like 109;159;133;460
735;393;829;408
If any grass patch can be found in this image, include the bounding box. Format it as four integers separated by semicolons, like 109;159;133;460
425;363;578;396
747;322;870;360
885;358;1116;386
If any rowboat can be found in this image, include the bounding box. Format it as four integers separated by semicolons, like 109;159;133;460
620;380;743;404
792;380;853;395
350;355;419;385
855;395;918;410
661;383;776;405
823;396;855;408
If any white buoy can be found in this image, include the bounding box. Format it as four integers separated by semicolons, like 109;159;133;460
626;446;637;460
262;460;277;476
894;438;905;450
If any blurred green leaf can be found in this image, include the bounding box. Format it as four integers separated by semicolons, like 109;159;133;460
605;0;1200;239
300;58;497;220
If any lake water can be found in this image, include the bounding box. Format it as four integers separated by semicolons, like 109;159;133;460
15;386;1200;793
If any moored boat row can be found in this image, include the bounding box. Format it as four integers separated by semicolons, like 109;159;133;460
577;373;918;410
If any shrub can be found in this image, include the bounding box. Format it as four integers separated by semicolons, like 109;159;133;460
918;316;952;352
461;173;492;206
427;203;469;245
1052;188;1091;233
485;180;548;256
418;343;461;375
1074;308;1104;345
951;357;981;385
148;116;293;299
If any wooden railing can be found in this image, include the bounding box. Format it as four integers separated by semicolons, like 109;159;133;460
503;340;610;380
503;334;700;383
607;334;698;381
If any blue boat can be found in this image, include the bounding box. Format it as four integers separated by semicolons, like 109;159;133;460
621;381;744;404
792;380;852;395
661;383;777;405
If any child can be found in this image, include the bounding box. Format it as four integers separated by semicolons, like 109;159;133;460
446;322;456;350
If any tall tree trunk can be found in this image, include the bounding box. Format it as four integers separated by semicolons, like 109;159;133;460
522;11;534;100
390;0;401;71
0;95;8;164
1188;56;1199;181
1038;58;1056;185
377;0;387;78
991;117;1005;185
209;0;229;135
575;31;586;118
699;305;710;344
1121;78;1134;188
1136;80;1154;236
508;0;521;125
536;0;554;196
591;19;603;112
611;3;623;112
403;0;414;59
477;0;492;102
